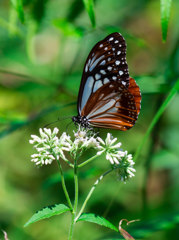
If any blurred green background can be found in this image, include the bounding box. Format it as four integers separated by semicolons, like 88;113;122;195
0;0;179;239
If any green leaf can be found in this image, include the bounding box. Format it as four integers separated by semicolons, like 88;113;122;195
160;0;172;42
77;213;118;232
10;0;24;23
53;18;84;38
134;78;179;162
24;204;71;227
82;0;96;28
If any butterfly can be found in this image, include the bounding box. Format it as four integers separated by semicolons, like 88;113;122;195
72;32;141;131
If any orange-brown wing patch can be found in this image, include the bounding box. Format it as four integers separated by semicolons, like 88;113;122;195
128;77;141;115
81;81;140;131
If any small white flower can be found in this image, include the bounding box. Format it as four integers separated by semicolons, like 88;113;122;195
39;128;49;139
97;133;123;164
44;128;52;136
116;151;136;182
85;137;100;148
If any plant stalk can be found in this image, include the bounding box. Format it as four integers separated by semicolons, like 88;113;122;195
78;154;101;168
56;159;73;209
68;212;75;240
68;157;79;239
75;168;115;221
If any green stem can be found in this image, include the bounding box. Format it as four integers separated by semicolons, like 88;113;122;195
68;213;75;240
75;168;115;221
56;159;73;209
73;158;79;213
78;154;101;168
68;157;79;240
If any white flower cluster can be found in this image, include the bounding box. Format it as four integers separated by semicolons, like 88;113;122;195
29;127;136;180
30;128;71;165
116;151;136;181
72;127;99;151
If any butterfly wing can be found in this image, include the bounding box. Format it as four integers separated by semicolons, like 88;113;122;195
81;77;141;131
77;32;130;115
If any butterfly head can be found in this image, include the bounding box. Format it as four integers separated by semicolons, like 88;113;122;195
72;115;90;128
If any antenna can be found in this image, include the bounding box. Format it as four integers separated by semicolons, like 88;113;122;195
43;116;72;128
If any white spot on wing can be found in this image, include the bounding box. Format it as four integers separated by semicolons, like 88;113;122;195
93;80;103;92
107;66;112;71
99;44;103;48
104;78;110;84
95;73;101;80
112;76;117;80
122;81;126;85
100;60;106;65
104;47;108;50
119;71;123;75
109;37;114;41
115;40;119;43
117;51;121;55
115;60;120;65
100;70;106;74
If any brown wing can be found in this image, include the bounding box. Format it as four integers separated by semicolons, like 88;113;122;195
81;78;141;131
78;32;129;115
128;77;141;115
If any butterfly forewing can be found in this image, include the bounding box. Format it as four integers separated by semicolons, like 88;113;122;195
78;32;130;115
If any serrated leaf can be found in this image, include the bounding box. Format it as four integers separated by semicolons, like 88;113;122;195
10;0;24;23
82;0;96;28
77;213;118;232
160;0;172;42
24;204;70;227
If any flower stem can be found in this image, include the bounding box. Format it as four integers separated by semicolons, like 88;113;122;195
68;157;79;240
75;168;115;221
68;212;75;240
56;159;73;209
73;158;79;214
78;154;102;168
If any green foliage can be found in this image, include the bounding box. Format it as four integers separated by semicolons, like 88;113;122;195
82;0;96;28
10;0;24;23
53;18;84;37
134;78;179;162
24;204;71;227
160;0;172;42
129;211;179;239
77;213;118;232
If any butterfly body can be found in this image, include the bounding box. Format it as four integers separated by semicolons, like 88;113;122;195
72;116;90;128
73;32;141;131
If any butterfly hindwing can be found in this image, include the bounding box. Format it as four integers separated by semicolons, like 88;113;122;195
81;79;140;131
